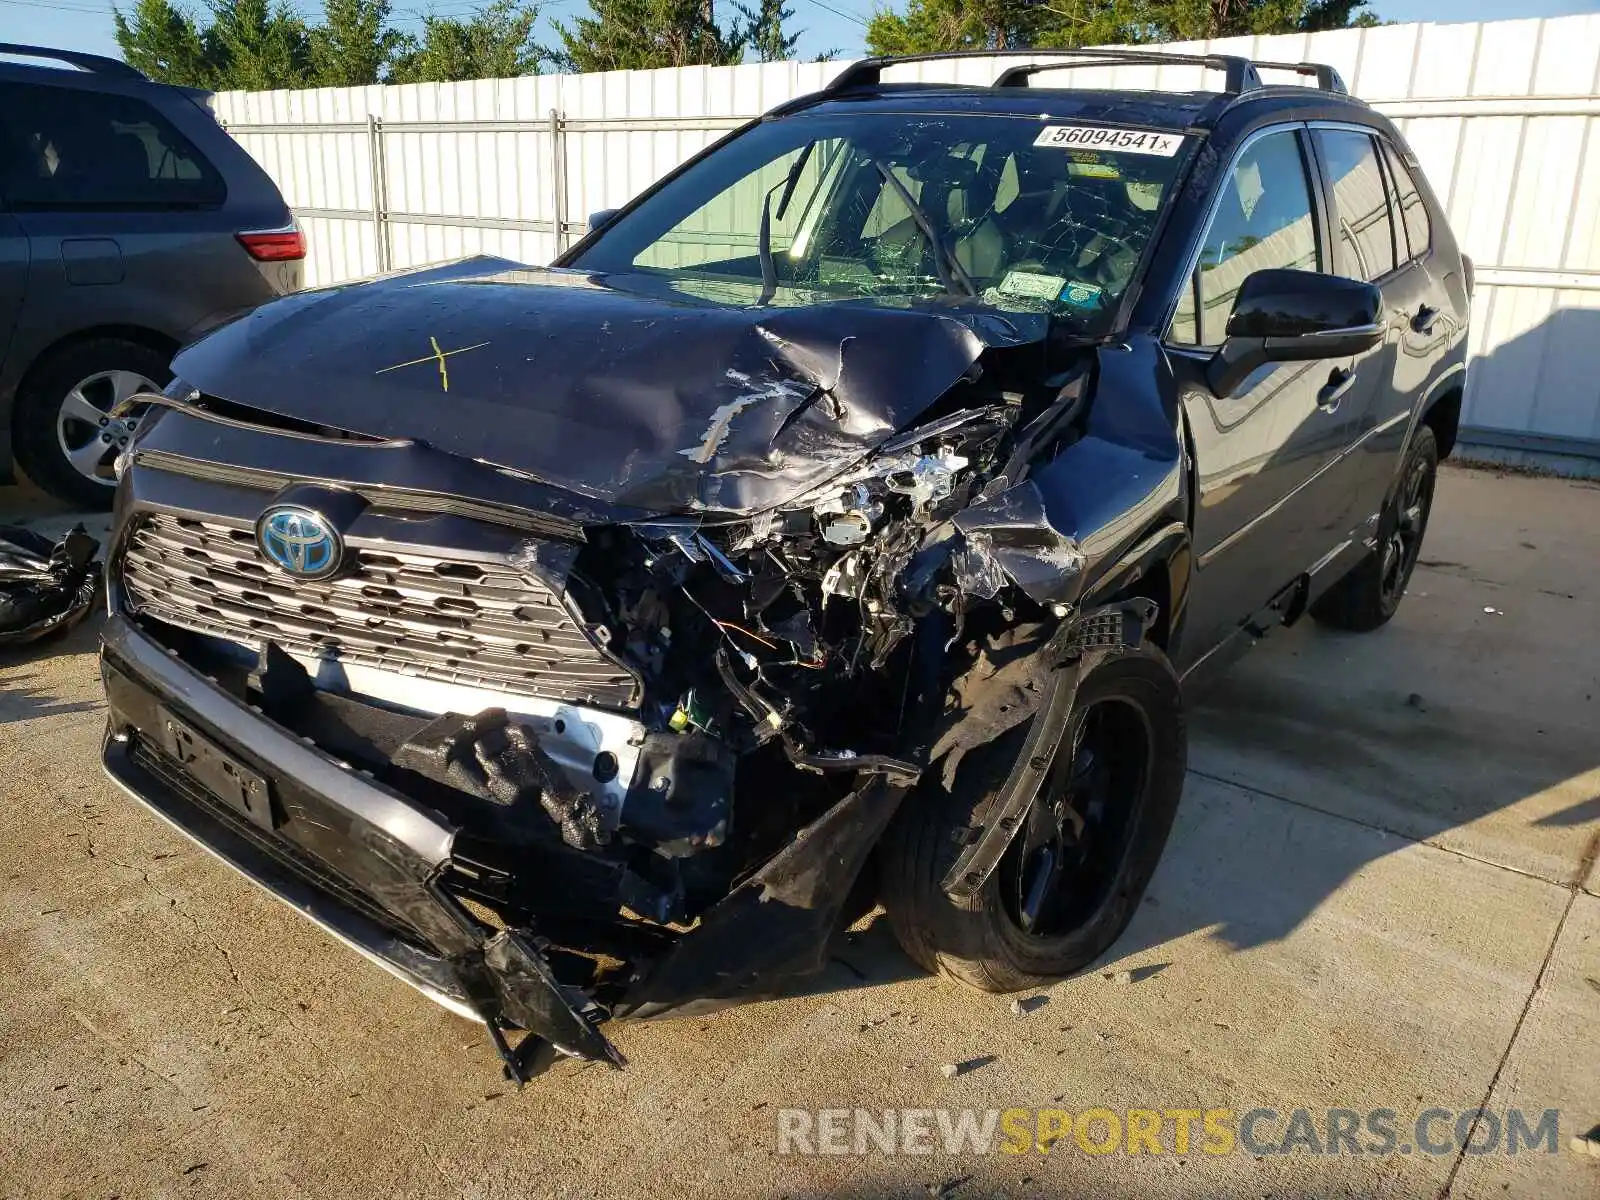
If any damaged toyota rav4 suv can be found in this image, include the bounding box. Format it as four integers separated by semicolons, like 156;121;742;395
99;49;1469;1080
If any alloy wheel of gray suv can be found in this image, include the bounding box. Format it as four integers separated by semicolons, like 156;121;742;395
57;369;157;484
15;337;171;509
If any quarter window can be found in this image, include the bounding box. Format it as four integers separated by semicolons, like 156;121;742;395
1313;128;1397;282
1172;128;1320;347
1381;141;1432;261
0;83;224;210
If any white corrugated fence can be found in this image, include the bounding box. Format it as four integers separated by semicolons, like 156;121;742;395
213;15;1600;469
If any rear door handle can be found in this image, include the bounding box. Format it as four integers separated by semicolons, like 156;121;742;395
1318;366;1356;413
1411;304;1439;334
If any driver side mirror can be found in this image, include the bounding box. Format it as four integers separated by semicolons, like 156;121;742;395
1207;268;1384;397
588;208;619;234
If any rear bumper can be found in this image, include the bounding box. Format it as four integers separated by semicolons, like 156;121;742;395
99;612;622;1066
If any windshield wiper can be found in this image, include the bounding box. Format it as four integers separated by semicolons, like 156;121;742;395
756;141;821;307
869;158;976;298
757;187;780;306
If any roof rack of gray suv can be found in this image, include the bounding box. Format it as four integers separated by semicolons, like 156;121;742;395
0;42;147;80
827;48;1347;98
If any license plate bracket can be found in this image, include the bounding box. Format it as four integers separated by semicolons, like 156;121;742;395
157;707;276;831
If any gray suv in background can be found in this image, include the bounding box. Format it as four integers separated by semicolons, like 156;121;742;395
0;43;303;507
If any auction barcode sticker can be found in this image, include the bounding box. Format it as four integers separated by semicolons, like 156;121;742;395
1034;125;1184;157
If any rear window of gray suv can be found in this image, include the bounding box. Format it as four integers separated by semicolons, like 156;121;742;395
0;82;225;210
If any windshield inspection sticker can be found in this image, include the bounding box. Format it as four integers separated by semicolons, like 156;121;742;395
998;269;1068;300
1058;281;1105;310
1035;125;1184;157
1067;151;1121;179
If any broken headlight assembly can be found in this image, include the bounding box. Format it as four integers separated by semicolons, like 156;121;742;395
568;403;1027;839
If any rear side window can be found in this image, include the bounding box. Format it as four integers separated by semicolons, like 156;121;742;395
1171;128;1320;347
1313;128;1397;282
0;83;224;211
1381;140;1432;261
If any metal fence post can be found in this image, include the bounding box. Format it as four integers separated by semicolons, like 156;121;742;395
550;108;568;257
366;114;389;272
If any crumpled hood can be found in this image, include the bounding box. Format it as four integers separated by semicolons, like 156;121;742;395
174;257;1044;514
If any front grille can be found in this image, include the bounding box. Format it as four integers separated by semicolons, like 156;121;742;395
127;735;434;951
120;513;637;709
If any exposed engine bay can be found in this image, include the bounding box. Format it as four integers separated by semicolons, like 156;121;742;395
126;346;1082;947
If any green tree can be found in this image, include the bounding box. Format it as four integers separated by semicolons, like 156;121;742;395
389;0;547;82
736;0;800;62
1029;0;1164;48
866;0;1382;55
865;0;1043;53
112;0;218;87
1158;0;1379;37
1298;0;1381;29
554;0;746;71
207;0;311;89
310;0;407;85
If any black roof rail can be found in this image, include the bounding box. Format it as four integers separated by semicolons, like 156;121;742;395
993;50;1263;92
1251;59;1348;93
0;42;146;80
827;48;1347;98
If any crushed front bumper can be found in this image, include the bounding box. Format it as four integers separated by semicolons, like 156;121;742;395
98;612;623;1071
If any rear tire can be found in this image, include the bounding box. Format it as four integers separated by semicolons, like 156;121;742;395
1310;425;1438;633
880;640;1186;994
13;338;171;509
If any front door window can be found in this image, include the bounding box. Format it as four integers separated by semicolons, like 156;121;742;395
1171;128;1321;347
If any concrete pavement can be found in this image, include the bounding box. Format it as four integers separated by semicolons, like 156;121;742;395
0;463;1595;1199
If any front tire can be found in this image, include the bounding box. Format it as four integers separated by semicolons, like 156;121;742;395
880;640;1187;994
13;338;171;509
1311;425;1438;633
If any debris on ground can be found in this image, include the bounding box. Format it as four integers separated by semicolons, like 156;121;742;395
1009;995;1048;1016
941;1056;996;1078
1107;969;1134;985
0;524;100;646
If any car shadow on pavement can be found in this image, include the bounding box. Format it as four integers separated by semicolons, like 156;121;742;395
807;913;926;996
0;611;107;725
779;535;1600;1001
1534;795;1600;826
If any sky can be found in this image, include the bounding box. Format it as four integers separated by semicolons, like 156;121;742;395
2;0;1597;77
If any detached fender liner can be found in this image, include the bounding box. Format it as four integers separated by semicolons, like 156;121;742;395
937;598;1160;901
615;776;911;1020
98;613;622;1066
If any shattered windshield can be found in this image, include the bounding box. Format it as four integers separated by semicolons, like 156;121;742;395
570;112;1187;333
